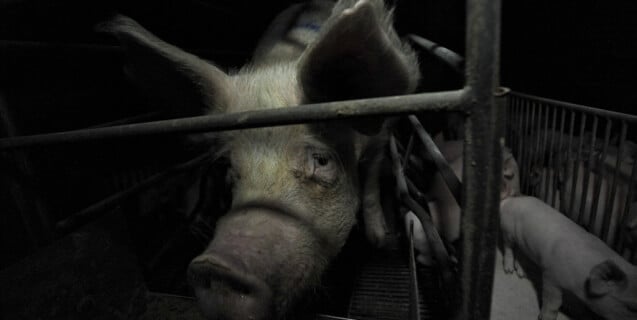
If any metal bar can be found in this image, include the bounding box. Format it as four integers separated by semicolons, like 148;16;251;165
456;0;502;319
509;91;637;123
389;135;453;287
602;123;628;243
580;116;598;230
522;102;537;194
544;107;558;202
86;111;163;129
0;90;466;150
530;103;544;195
408;35;464;74
408;115;462;205
616;121;635;250
552;107;567;208
561;110;576;214
55;152;213;234
539;104;551;200
590;119;612;236
407;221;422;320
402;132;416;170
517;99;529;190
569;113;587;222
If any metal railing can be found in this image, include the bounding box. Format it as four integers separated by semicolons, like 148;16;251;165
506;91;637;263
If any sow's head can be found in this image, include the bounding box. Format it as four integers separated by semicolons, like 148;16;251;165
99;0;420;318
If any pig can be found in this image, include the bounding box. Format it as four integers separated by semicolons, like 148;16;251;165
500;156;637;320
100;0;420;319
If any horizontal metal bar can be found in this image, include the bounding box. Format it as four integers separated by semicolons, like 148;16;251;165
510;91;637;123
0;90;467;150
408;35;464;74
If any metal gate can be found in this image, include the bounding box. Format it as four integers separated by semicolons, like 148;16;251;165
505;91;637;264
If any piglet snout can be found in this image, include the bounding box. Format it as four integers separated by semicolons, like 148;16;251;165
188;252;273;320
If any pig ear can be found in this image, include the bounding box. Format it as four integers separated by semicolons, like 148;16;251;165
585;260;628;298
298;0;420;134
97;15;231;116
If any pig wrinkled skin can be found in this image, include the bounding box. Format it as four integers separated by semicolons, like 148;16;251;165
100;0;420;318
500;155;637;320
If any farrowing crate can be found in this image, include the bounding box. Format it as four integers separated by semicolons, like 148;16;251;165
505;91;637;264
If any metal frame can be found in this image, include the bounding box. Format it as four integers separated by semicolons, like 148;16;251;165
506;91;637;264
0;1;503;319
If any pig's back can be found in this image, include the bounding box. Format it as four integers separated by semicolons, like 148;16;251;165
500;196;626;292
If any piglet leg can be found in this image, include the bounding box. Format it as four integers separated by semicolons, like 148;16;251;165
539;278;562;320
503;241;515;274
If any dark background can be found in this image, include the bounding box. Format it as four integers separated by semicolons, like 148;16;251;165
1;0;636;131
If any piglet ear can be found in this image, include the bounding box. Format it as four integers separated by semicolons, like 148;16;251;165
585;260;628;298
97;15;231;116
298;0;420;103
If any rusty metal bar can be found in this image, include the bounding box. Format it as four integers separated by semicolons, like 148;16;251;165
552;107;567;208
456;0;502;319
0;90;466;150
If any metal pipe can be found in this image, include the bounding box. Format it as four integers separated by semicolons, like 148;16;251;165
455;0;502;319
579;116;598;228
408;115;462;205
590;119;612;236
0;90;466;150
408;35;465;74
407;221;422;320
389;135;453;287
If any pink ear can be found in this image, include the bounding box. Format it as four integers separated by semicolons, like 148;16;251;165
98;15;231;116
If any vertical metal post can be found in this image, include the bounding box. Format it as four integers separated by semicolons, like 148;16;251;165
455;0;502;319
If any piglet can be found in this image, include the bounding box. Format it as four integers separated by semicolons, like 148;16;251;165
500;167;637;319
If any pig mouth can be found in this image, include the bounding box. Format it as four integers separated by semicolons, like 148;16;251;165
188;251;274;320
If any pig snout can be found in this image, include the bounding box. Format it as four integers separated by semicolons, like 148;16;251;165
188;252;273;320
188;206;328;320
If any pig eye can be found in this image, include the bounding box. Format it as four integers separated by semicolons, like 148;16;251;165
304;147;340;186
313;153;330;166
